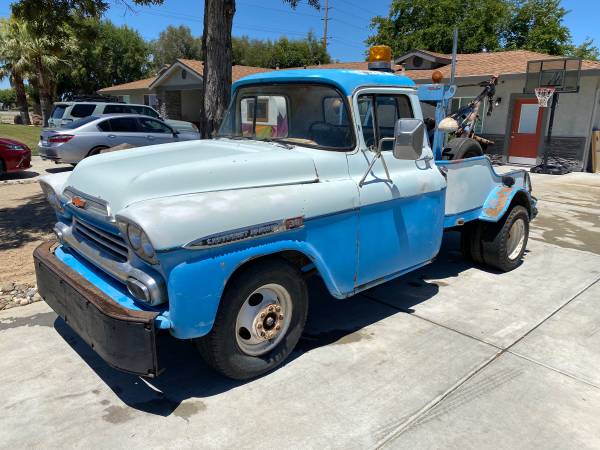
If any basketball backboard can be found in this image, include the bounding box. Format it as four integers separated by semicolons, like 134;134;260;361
524;58;582;93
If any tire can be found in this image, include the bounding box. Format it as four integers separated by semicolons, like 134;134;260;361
87;146;108;157
195;258;309;380
481;206;529;272
0;160;5;178
460;221;484;264
443;137;484;160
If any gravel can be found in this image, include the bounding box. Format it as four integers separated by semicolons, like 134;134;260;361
0;282;43;310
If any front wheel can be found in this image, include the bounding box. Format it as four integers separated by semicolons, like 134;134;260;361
195;259;308;380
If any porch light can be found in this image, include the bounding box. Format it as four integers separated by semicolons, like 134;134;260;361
368;45;392;72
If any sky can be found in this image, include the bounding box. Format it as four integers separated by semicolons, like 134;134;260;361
0;0;598;89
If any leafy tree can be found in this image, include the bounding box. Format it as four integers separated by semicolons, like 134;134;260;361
201;0;321;138
0;88;17;108
567;38;599;61
503;0;571;55
367;0;509;56
233;33;330;68
10;0;164;124
58;19;152;96
151;25;203;69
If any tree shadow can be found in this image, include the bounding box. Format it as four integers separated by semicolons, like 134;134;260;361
0;192;55;250
52;231;497;417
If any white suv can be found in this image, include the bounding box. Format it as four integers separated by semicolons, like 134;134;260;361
49;101;199;133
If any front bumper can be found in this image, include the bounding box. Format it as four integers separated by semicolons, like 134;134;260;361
34;241;161;377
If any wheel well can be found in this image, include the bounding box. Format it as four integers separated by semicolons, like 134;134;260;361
88;145;109;156
224;251;314;291
508;190;533;218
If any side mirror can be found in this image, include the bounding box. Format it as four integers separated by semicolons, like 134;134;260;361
392;118;425;160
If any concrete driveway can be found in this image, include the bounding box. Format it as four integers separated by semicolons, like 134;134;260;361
1;171;599;449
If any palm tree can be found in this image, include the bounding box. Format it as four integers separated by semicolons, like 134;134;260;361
1;18;77;126
0;18;31;125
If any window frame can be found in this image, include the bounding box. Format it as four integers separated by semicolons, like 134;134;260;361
137;117;174;134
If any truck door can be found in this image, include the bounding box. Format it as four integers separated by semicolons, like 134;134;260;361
348;90;447;288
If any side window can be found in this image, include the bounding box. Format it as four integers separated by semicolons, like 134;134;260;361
357;96;375;148
357;94;413;150
97;120;111;132
70;104;96;118
108;117;139;132
138;118;172;133
143;107;160;118
103;104;126;114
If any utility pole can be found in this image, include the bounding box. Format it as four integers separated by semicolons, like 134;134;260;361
322;0;331;49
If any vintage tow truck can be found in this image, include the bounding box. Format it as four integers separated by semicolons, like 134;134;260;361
35;46;536;380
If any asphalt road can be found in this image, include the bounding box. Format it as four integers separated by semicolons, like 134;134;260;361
1;171;599;449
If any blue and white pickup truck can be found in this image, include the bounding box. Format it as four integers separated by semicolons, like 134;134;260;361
35;52;536;380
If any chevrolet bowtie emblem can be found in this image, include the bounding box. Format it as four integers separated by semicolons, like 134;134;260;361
71;197;87;209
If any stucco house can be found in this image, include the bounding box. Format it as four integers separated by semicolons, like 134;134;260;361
98;59;272;125
307;50;600;170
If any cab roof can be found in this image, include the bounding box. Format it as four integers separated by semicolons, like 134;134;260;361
233;69;416;96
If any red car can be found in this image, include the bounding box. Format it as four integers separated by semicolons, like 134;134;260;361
0;137;32;176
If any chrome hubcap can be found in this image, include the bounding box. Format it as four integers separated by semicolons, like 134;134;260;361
507;218;526;260
235;284;293;356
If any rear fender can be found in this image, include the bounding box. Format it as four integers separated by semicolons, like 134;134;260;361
479;186;534;222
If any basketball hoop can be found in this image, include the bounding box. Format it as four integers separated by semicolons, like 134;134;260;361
534;87;556;108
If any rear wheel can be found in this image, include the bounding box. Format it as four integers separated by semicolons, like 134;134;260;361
195;259;308;380
443;137;484;160
461;206;530;272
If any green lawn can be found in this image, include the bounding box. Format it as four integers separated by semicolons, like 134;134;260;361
0;124;42;155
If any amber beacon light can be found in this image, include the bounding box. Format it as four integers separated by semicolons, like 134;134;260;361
368;45;393;72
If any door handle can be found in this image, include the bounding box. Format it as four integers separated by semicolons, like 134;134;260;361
108;134;116;139
147;135;155;140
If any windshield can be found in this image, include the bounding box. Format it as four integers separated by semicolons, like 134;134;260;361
217;83;355;150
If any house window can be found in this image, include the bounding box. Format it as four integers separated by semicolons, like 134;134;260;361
144;94;158;109
450;96;488;133
117;95;131;103
181;69;187;80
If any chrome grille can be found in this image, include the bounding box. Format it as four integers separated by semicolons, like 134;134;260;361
72;217;129;262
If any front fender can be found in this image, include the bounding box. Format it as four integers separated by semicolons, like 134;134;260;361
165;238;348;339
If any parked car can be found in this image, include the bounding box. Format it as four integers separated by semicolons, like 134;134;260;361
0;137;31;177
36;47;536;380
38;114;200;164
49;101;199;133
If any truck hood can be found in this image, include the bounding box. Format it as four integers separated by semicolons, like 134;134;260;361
64;139;319;213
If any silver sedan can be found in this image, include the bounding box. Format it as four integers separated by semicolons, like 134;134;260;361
38;114;201;164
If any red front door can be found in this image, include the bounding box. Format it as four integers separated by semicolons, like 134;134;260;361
508;98;543;160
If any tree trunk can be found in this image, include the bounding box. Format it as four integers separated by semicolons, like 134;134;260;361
38;66;54;127
29;78;42;116
201;0;236;138
12;73;31;125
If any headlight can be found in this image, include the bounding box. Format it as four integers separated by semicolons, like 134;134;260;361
40;181;64;213
126;223;157;264
6;144;25;151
